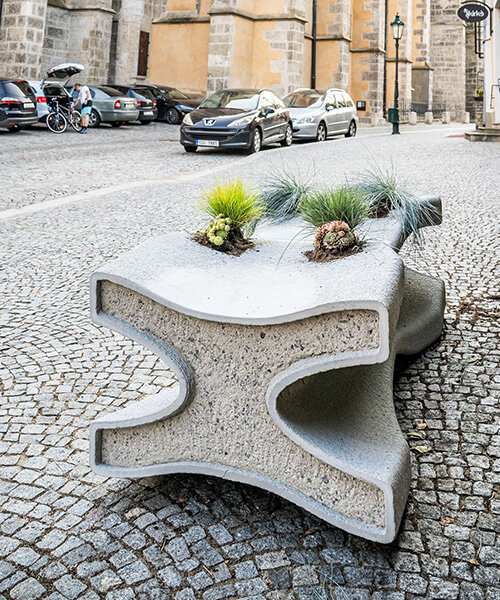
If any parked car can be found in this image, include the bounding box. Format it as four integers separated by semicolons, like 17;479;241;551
28;63;85;123
180;88;293;153
132;84;201;123
28;80;72;121
68;85;139;127
107;85;158;124
0;77;38;131
283;88;358;141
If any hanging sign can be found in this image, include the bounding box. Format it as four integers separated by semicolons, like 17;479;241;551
457;3;489;23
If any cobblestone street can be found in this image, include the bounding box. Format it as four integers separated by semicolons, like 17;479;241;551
1;124;499;600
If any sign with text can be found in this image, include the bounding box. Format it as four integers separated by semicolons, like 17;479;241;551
457;3;489;23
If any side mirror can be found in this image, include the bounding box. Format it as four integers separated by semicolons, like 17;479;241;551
264;107;275;116
326;103;335;111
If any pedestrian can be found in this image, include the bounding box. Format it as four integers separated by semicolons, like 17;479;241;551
73;82;92;134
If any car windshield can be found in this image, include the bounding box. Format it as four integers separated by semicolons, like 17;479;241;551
284;91;324;108
200;90;259;111
97;86;124;97
160;87;189;99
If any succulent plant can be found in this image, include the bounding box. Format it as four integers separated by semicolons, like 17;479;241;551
205;214;232;247
314;221;359;254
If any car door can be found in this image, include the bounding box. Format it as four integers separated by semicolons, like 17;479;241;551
258;91;280;142
336;92;350;131
324;92;341;134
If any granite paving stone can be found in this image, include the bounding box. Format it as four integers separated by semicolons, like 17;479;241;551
0;124;498;599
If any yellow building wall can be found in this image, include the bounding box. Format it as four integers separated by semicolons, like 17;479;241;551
351;1;371;48
149;22;210;92
316;40;341;90
166;0;198;11
303;37;312;87
349;52;371;111
231;17;254;88
250;21;282;88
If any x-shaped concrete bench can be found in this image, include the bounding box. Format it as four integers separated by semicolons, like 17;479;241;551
90;209;444;542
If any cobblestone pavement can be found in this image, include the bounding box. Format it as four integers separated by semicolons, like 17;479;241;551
1;125;499;600
0;122;236;212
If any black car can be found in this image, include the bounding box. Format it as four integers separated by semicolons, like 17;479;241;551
108;85;158;124
132;84;201;124
0;78;38;131
180;89;293;154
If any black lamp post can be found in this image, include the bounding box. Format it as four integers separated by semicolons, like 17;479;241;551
390;13;404;135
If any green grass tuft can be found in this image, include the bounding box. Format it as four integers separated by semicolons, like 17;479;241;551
199;179;265;230
299;185;370;229
260;171;313;222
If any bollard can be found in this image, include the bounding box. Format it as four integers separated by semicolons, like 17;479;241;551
462;112;470;124
442;112;451;124
425;111;433;124
409;111;417;125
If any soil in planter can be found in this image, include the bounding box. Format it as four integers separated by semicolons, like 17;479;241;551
370;205;390;218
192;228;254;257
304;245;363;263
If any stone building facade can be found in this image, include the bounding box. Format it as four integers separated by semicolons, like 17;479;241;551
0;0;482;120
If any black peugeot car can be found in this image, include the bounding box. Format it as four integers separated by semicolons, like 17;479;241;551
108;84;158;124
0;77;38;131
132;84;201;124
180;89;293;154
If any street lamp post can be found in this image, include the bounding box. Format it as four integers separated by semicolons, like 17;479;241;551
390;13;404;135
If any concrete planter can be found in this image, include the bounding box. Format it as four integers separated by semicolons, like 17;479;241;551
89;199;445;543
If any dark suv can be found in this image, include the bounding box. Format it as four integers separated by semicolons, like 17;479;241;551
180;89;293;154
0;78;38;131
108;85;158;124
132;84;201;123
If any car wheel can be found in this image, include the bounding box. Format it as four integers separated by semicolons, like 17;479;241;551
345;120;357;138
166;108;181;124
111;122;123;128
280;123;293;147
184;145;197;153
316;122;327;142
247;128;262;154
88;109;101;128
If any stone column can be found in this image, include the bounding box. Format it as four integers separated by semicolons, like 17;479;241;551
67;0;115;84
206;0;236;93
350;0;386;118
430;0;466;119
315;0;351;91
411;0;432;110
110;0;148;84
0;0;48;79
207;0;305;97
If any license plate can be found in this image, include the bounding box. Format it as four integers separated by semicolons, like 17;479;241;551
143;111;154;116
197;140;219;147
24;102;34;108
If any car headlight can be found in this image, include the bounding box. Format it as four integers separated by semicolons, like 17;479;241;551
182;113;193;125
294;115;316;125
227;114;254;128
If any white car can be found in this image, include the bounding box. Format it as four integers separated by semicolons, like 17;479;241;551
28;63;84;123
284;88;359;141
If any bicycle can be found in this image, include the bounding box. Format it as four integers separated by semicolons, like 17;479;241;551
46;98;83;134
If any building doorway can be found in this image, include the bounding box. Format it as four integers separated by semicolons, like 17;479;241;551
137;31;150;77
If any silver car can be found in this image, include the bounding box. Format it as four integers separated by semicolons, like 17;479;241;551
68;85;139;127
284;88;358;141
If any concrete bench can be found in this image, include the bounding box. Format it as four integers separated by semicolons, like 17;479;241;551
89;202;445;543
